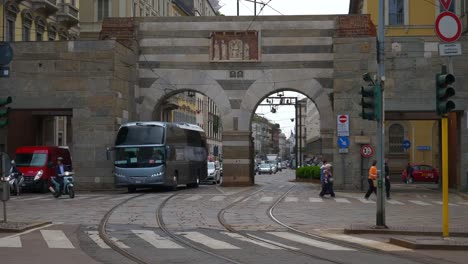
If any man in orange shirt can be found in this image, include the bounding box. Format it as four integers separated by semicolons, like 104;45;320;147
365;160;378;200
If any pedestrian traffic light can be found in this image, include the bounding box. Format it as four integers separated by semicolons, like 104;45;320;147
359;85;380;121
0;96;12;128
435;72;455;116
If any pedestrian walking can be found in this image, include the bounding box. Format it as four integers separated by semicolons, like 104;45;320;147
385;159;391;199
324;163;335;197
319;160;328;197
364;160;378;200
406;162;413;183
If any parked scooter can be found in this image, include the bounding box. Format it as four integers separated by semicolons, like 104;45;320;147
36;171;75;199
5;160;24;196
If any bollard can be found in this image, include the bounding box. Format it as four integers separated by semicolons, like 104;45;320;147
1;180;9;222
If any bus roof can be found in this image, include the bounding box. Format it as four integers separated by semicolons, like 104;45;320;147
121;122;204;132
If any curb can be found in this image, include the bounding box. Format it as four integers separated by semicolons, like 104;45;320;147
389;237;468;250
344;226;468;237
0;221;52;233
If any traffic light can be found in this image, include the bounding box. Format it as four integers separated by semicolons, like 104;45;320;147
435;73;455;116
359;85;381;121
0;96;12;128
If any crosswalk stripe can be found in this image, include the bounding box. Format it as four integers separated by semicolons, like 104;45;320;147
259;197;273;203
18;197;45;201
285;197;298;202
93;196;113;200
85;231;110;248
321;233;411;252
358;198;375;204
133;230;183;249
334;198;351;203
63;196;88;201
110;196;133;201
221;232;282;250
185;195;203;201
409;200;431;206
247;233;299;250
268;232;355;251
433;201;458;206
0;236;22;248
40;230;74;249
177;231;240;249
309;198;323;203
232;196;245;203
210;196;226;202
110;237;130;249
458;202;468;205
387;199;404;205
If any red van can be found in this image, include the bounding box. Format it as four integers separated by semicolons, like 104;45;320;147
14;146;72;192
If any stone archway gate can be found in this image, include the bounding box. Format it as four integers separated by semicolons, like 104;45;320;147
101;15;377;189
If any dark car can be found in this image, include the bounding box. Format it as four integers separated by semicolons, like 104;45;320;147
402;164;439;184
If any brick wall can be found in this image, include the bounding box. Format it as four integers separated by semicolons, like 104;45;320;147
335;15;377;37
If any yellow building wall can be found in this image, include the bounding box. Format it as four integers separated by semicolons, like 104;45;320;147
365;0;438;37
407;120;439;166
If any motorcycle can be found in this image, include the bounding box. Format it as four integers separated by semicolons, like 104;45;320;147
3;171;24;196
37;171;75;199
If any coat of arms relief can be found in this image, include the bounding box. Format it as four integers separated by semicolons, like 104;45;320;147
210;31;260;62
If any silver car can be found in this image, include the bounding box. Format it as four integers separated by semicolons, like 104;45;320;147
204;162;220;184
258;163;273;174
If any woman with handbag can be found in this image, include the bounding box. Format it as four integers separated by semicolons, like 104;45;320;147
324;163;335;198
365;160;378;200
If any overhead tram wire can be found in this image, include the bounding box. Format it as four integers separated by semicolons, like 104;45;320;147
245;0;273;31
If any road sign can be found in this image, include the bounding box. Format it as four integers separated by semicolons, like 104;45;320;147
339;148;349;154
337;114;349;136
440;0;452;10
360;144;374;158
435;11;462;43
417;146;431;151
439;43;462;56
402;140;411;149
337;136;349;148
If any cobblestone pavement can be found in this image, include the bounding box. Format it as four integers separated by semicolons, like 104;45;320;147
1;169;467;264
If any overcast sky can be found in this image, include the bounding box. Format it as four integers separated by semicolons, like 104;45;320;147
219;0;349;137
219;0;350;16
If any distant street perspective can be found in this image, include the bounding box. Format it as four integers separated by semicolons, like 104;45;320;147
1;0;468;263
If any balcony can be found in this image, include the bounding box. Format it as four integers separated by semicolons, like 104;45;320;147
57;3;79;28
31;0;59;16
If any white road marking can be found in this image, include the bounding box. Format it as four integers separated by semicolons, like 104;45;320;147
268;232;355;251
109;196;133;201
409;200;432;206
2;223;55;240
221;232;282;250
110;237;130;249
433;201;458;206
40;230;74;249
185;195;203;201
133;230;183;249
309;198;323;203
386;199;404;205
259;197;274;203
358;198;375;204
233;196;245;203
63;196;89;201
247;233;299;250
321;233;412;252
210;196;226;202
0;236;22;247
92;196;114;200
458;202;468;205
85;231;110;248
285;197;298;202
176;231;240;249
18;197;45;201
334;198;351;203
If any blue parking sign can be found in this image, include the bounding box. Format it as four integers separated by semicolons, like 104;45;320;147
337;136;350;148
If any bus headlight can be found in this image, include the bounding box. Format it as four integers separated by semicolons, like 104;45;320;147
151;172;163;177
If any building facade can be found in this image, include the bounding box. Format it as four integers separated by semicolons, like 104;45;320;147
305;99;321;158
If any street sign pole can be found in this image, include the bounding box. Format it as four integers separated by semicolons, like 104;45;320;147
442;116;449;237
376;0;386;228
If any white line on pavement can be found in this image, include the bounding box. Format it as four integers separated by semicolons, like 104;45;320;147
17;197;45;201
358;198;375;204
232;196;245;203
321;233;412;252
40;230;75;249
2;223;55;239
259;197;274;203
0;236;22;248
221;232;282;250
285;196;298;202
109;196;134;201
85;231;110;248
268;232;355;251
309;198;323;203
210;196;226;202
432;201;458;206
92;196;114;200
110;237;130;249
176;231;240;249
133;230;183;249
334;198;351;203
185;195;203;201
386;199;404;205
247;234;299;250
409;200;432;206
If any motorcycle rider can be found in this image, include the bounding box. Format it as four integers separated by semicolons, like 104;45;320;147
54;157;66;197
9;160;19;174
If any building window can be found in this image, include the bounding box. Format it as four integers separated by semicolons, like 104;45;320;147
21;10;33;41
22;25;31;41
6;19;15;41
97;0;110;21
389;124;404;153
389;0;404;25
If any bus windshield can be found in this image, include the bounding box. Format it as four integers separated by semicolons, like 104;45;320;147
115;125;164;145
114;146;166;168
15;153;48;167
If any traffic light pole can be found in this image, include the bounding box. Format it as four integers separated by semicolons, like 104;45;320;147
442;116;449;237
376;0;386;227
